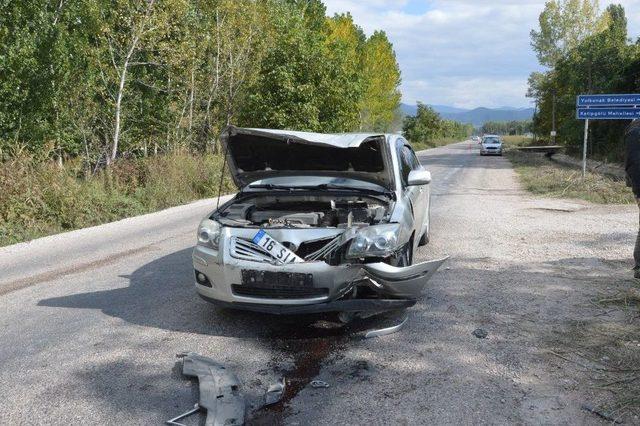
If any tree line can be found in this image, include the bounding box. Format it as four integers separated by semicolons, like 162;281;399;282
0;0;402;167
402;103;473;147
527;0;640;161
481;120;532;136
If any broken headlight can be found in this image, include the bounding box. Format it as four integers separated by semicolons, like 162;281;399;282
346;224;403;258
197;219;221;249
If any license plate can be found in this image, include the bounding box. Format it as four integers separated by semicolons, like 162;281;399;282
252;229;303;263
241;270;313;288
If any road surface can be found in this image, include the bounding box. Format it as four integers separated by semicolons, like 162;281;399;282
0;141;636;424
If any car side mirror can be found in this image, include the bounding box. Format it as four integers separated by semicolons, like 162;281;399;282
407;170;431;186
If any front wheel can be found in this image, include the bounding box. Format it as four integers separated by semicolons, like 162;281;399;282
419;230;429;246
395;242;413;267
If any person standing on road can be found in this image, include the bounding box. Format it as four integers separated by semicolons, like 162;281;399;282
625;119;640;278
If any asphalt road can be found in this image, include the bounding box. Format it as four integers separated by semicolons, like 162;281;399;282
0;141;636;424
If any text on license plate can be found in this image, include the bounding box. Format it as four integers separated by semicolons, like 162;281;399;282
252;230;303;263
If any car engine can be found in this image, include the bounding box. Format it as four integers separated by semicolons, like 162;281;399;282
219;196;389;228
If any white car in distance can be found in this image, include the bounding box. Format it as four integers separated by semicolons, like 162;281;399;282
480;135;503;156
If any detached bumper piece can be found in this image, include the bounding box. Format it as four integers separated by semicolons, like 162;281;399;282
176;352;245;426
198;294;416;315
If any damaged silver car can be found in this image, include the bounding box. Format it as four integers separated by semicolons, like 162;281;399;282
192;126;447;315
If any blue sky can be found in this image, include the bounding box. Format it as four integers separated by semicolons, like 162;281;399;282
324;0;640;109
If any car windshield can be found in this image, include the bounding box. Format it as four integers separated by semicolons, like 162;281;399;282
248;176;388;192
483;138;500;144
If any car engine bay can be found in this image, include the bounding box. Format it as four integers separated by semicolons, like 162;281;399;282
217;195;390;228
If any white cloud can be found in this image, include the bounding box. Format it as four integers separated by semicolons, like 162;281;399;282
323;0;640;108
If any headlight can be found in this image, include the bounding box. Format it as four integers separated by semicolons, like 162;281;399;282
346;224;403;258
197;219;221;249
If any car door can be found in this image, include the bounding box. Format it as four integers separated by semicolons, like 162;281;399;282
396;140;426;245
403;144;429;239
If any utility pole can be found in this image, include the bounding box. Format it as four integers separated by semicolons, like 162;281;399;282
533;100;538;144
551;90;557;145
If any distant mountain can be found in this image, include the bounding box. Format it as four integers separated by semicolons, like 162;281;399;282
399;103;535;127
400;103;468;116
442;107;534;126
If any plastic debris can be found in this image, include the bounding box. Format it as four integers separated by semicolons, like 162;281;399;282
264;377;286;406
173;352;245;426
364;316;408;338
166;404;200;426
310;380;330;388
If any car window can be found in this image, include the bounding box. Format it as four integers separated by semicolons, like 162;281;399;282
483;137;500;144
396;139;412;186
403;146;421;170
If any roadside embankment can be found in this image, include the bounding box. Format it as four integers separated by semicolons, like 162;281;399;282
505;149;634;204
0;152;234;247
548;152;626;180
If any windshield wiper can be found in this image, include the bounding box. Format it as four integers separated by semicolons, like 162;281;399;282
293;184;394;198
247;184;295;191
247;183;394;199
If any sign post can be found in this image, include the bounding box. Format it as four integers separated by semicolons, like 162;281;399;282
582;119;589;178
576;94;640;178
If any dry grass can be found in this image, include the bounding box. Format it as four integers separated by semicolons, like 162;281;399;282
562;315;640;422
505;150;634;205
0;153;234;247
501;135;534;147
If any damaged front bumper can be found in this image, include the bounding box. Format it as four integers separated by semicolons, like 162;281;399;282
192;227;447;314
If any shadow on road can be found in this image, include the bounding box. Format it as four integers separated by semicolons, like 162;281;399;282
38;247;387;339
37;247;403;423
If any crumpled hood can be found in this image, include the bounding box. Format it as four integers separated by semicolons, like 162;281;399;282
220;126;395;190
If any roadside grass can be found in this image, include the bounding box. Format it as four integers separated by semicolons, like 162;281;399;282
556;289;640;422
412;137;463;151
501;135;534;148
505;149;634;204
0;153;234;247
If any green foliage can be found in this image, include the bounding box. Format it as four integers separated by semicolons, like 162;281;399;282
481;120;532;135
530;0;603;67
359;31;402;132
402;103;473;148
528;3;640;162
1;0;402;159
0;0;404;245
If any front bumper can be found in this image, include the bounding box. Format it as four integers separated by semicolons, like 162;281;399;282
197;294;416;315
192;228;447;314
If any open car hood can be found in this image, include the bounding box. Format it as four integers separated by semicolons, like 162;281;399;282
220;126;395;190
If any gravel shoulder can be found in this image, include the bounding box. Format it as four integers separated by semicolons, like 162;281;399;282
286;142;639;424
0;141;637;424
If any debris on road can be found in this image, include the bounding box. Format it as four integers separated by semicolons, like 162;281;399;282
310;380;330;389
364;316;408;338
166;404;200;426
264;377;286;406
581;403;622;423
472;328;488;339
177;352;245;426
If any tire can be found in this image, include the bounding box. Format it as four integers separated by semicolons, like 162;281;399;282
419;230;429;246
396;241;413;267
418;207;431;246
